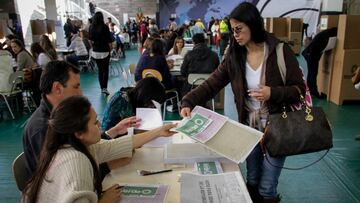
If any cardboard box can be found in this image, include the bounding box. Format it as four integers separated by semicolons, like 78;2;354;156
270;18;288;38
287;18;303;32
329;48;360;104
288;32;302;54
337;15;360;50
317;50;335;95
320;15;339;30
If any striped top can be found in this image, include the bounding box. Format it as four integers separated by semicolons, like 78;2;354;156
34;135;133;203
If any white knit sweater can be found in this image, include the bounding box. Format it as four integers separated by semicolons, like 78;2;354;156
35;135;133;203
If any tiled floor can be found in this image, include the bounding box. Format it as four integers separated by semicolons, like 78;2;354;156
0;47;359;202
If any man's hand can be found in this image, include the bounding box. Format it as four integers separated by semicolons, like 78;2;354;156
107;116;141;138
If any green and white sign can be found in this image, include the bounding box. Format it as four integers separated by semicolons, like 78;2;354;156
175;113;212;137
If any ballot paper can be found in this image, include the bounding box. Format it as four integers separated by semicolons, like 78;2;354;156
175;106;262;163
195;161;223;175
136;108;163;130
119;184;169;203
180;172;252;203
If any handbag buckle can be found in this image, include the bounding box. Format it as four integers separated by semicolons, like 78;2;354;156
281;111;287;119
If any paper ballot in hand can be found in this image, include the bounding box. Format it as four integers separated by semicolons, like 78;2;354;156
136;108;163;130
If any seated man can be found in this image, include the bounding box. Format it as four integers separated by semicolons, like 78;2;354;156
23;61;139;181
180;33;219;94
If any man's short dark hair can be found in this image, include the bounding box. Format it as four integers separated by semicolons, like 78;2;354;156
192;33;205;45
39;61;80;94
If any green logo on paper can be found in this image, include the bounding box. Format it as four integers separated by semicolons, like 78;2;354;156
121;186;157;197
176;113;211;137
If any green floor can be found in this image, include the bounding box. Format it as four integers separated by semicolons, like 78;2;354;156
0;48;359;202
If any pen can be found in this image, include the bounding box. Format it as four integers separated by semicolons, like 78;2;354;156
138;169;173;176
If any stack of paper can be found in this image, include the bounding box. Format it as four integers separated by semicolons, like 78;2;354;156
175;106;263;163
164;143;225;164
180;172;252;203
136;108;163;130
119;184;169;203
195;161;223;175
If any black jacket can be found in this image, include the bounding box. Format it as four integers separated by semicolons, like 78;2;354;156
180;43;219;77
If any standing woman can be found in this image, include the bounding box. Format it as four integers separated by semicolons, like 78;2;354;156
211;19;220;49
89;11;114;95
180;2;305;203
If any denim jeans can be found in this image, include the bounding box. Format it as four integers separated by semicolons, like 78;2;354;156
246;144;286;199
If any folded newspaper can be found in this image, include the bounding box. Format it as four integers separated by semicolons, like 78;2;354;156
175;106;262;163
119;184;169;203
180;172;252;203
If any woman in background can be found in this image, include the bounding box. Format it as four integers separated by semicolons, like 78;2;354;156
89;11;114;95
10;39;36;71
168;36;185;55
30;42;51;69
39;35;57;61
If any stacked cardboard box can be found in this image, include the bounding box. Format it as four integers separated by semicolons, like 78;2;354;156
287;18;303;54
317;15;339;96
319;15;360;105
267;17;303;54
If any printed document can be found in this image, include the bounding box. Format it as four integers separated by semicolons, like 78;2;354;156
175;106;262;163
136;108;163;130
180;172;252;203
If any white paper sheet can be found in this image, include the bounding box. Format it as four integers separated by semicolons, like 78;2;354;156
180;172;252;203
136;108;163;130
323;37;337;52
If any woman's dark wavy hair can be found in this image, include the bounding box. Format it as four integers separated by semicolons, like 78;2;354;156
150;39;164;56
23;96;102;202
228;2;266;93
128;77;166;110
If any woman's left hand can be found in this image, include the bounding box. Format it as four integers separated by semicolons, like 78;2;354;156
248;85;271;101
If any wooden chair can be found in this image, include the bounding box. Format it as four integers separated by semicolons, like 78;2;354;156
12;152;30;191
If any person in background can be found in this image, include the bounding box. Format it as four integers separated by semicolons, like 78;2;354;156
180;3;305;203
102;77;166;131
219;17;230;56
135;39;173;90
64;18;77;47
211;19;220;49
22;95;176;202
301;27;337;98
0;50;13;93
89;1;96;16
89;11;114;95
168;36;184;55
169;17;177;32
0;34;16;57
30;42;51;70
352;66;360;140
80;30;92;53
195;18;206;32
39;35;57;61
66;33;89;67
148;19;159;36
10;39;36;71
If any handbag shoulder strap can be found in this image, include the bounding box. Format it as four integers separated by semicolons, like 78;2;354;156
276;43;286;84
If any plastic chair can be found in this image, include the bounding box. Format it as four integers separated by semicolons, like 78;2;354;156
188;73;215;111
141;69;180;118
12;152;30;191
0;71;25;119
